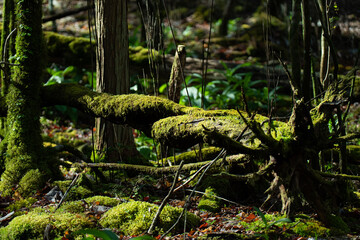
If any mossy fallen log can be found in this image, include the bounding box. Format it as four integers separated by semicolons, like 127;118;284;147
44;31;157;69
38;83;291;150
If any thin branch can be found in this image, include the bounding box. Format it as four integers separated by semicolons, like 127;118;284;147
186;189;239;206
202;0;215;109
202;125;268;156
215;159;275;182
148;161;184;234
315;170;360;181
54;174;80;212
161;0;191;106
173;149;226;193
42;5;94;23
237;110;281;152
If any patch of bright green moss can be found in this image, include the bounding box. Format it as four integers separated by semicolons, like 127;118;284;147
85;196;121;206
18;169;45;197
99;201;200;235
292;218;331;237
198;188;221;213
6;197;37;212
129;46;159;64
198;176;233;200
53;177;93;201
57;200;86;213
239;212;331;238
0;212;94;240
164;147;222;165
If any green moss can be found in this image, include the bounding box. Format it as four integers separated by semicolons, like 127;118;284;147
0;212;93;240
44;31;95;67
198;188;221;213
129;46;159;64
99;201;200;235
198;176;233;200
327;214;350;235
57;200;86;213
354;191;360;199
239;213;331;238
18;169;45;197
53;177;93;201
292;218;330;237
164;147;222;165
85;196;121;206
6;197;37;212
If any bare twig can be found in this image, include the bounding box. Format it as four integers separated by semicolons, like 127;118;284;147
202;0;215;109
186;189;239;206
148;161;184;234
315;170;360;181
173;149;226;193
42;5;94;23
161;0;191;106
54;173;80;212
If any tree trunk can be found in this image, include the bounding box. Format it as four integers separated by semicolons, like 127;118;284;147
94;0;138;163
0;0;60;196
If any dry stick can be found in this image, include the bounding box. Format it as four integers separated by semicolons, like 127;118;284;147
160;126;249;239
54;173;80;212
160;150;225;239
161;0;191;106
202;0;215;109
185;189;239;206
173;149;226;193
148;161;184;234
42;4;94;23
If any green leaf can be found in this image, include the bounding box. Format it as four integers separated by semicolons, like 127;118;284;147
159;83;167;93
62;65;75;75
269;218;293;227
253;206;268;228
73;229;119;240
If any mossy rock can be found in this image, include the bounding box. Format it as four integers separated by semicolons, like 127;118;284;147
198;187;221;213
18;169;45;197
85;195;121;206
53;174;93;201
57;200;86;213
99;201;200;235
0;212;94;240
6;197;37;212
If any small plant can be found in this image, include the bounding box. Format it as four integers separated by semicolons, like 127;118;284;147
72;229;119;240
253;206;292;240
45;64;96;89
178;61;279;111
134;130;157;161
44;64;96;124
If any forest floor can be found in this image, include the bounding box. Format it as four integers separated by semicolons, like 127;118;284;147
0;1;360;239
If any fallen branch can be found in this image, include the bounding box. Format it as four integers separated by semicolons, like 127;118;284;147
148;161;184;234
70;155;247;175
42;5;94;23
315;170;360;181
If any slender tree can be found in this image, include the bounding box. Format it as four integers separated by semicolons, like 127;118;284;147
94;0;138;162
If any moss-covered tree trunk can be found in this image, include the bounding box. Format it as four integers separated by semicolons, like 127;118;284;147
0;0;56;196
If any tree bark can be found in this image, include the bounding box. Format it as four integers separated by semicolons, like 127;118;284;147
95;0;138;163
0;0;60;196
